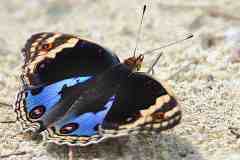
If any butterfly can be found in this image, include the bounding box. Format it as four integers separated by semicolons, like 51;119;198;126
14;32;181;146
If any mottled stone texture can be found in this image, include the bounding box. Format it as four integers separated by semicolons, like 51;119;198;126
0;0;240;159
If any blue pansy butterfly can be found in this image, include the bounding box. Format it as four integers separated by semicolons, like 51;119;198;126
14;32;181;146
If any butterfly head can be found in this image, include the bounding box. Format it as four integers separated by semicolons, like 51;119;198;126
124;54;144;71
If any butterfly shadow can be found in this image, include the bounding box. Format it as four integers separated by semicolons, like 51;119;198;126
46;132;205;160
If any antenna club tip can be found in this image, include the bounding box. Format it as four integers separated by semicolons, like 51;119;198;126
143;5;147;12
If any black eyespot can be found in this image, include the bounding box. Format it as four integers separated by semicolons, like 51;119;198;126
30;87;44;95
29;105;46;119
39;63;45;69
36;59;52;73
59;123;79;134
156;98;177;113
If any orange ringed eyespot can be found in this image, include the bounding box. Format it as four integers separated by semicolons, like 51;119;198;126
41;43;53;51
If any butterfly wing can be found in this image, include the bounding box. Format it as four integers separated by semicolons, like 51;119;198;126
42;95;116;146
16;32;180;146
41;69;180;146
21;32;120;86
15;75;92;130
15;32;120;133
101;72;181;137
40;64;133;146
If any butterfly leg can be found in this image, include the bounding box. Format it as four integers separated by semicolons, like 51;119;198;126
68;146;75;160
149;67;155;75
147;52;163;75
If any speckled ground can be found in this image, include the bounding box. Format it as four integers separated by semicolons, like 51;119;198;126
0;0;240;160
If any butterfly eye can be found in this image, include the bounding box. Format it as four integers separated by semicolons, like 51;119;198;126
29;105;45;119
41;43;53;51
60;123;79;134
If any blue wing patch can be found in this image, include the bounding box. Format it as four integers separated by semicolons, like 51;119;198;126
25;76;92;120
54;96;116;136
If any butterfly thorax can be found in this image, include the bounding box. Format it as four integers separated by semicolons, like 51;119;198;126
123;54;144;71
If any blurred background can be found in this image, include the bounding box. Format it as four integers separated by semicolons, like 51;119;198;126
0;0;240;160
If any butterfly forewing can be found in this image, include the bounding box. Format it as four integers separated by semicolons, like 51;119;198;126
21;32;120;86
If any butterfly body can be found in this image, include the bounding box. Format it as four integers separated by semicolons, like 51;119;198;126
15;32;181;146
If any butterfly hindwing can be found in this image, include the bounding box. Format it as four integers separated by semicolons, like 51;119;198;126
42;96;116;146
40;70;181;145
15;75;92;130
41;64;133;146
101;72;181;136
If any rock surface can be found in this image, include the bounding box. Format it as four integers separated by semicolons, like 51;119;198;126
0;0;240;160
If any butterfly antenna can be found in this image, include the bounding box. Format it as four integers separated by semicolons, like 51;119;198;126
147;52;163;74
133;4;148;57
142;33;194;55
